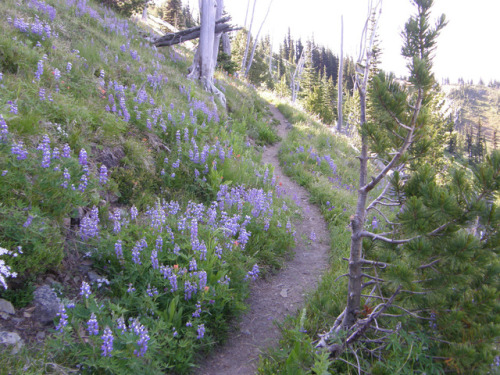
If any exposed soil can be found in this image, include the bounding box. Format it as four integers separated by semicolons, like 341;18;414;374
194;105;331;375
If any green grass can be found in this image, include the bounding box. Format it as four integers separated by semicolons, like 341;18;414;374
0;0;296;372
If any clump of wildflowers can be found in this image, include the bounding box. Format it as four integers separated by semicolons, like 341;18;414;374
55;304;68;332
0;246;18;289
101;327;114;357
80;281;91;299
87;312;99;335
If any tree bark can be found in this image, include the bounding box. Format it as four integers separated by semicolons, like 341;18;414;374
212;0;224;69
241;0;257;72
337;15;344;132
245;0;273;77
221;33;231;56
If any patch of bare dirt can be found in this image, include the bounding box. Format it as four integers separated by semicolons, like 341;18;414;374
194;105;331;375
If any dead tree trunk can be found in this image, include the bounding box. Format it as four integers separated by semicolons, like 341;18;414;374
337;15;344;133
154;16;236;47
241;0;257;72
291;50;305;102
221;33;231;56
245;0;273;78
212;0;224;69
187;0;226;106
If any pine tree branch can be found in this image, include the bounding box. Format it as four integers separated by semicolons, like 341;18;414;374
360;230;418;244
367;206;399;226
418;258;441;269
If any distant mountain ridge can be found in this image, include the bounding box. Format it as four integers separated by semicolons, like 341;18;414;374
443;83;500;148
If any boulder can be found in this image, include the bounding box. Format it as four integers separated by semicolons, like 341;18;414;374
33;285;60;325
0;298;15;320
0;331;24;354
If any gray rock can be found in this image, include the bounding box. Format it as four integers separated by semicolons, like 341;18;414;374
87;270;101;284
0;299;15;320
0;331;24;354
33;285;61;324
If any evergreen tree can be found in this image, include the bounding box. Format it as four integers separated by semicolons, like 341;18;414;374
319;2;500;373
163;0;183;28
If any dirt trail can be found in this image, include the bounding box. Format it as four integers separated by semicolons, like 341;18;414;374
194;105;331;375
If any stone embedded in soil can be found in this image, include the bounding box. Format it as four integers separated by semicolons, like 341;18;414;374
0;299;15;319
0;331;24;354
33;285;61;325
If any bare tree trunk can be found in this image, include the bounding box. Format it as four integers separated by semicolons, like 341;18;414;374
245;0;273;77
337;15;344;133
142;0;149;21
244;0;251;29
187;0;226;106
221;33;231;56
342;1;381;329
212;0;224;69
291;50;305;102
269;35;273;77
241;0;257;72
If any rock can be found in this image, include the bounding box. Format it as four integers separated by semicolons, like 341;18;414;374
33;285;61;325
87;270;101;284
0;331;24;354
0;299;15;319
36;331;45;341
280;288;288;298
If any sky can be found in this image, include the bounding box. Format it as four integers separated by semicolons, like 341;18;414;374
187;0;500;84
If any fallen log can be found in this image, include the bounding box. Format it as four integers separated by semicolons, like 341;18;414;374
154;16;240;47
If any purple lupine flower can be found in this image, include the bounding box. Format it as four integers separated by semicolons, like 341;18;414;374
66;62;72;73
371;216;378;229
130;205;138;220
116;317;127;333
80;206;100;240
6;137;23;159
196;324;205;339
52;147;60;159
155;236;163;252
35;60;44;81
168;273;177;292
184;280;197;300
0;115;8;141
99;165;108;185
39;87;46;101
1;171;7;176
109;209;121;233
127;283;136;293
80;281;91;299
198;270;207;291
192;301;201;318
244;264;260;281
101;327;113;357
146;284;158;297
62;144;71;158
309;231;316;242
61;168;70;188
78;173;88;192
115;240;123;260
150;250;159;270
53;68;61;81
78;148;87;166
7;100;18;114
23;215;33;228
189;258;197;271
87;312;99;336
55;304;68;333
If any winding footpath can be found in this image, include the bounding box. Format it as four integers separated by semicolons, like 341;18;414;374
194;105;331;375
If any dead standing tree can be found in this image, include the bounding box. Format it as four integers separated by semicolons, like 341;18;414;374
154;0;239;107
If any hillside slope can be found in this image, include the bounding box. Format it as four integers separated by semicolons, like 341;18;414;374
444;83;500;147
0;0;298;373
